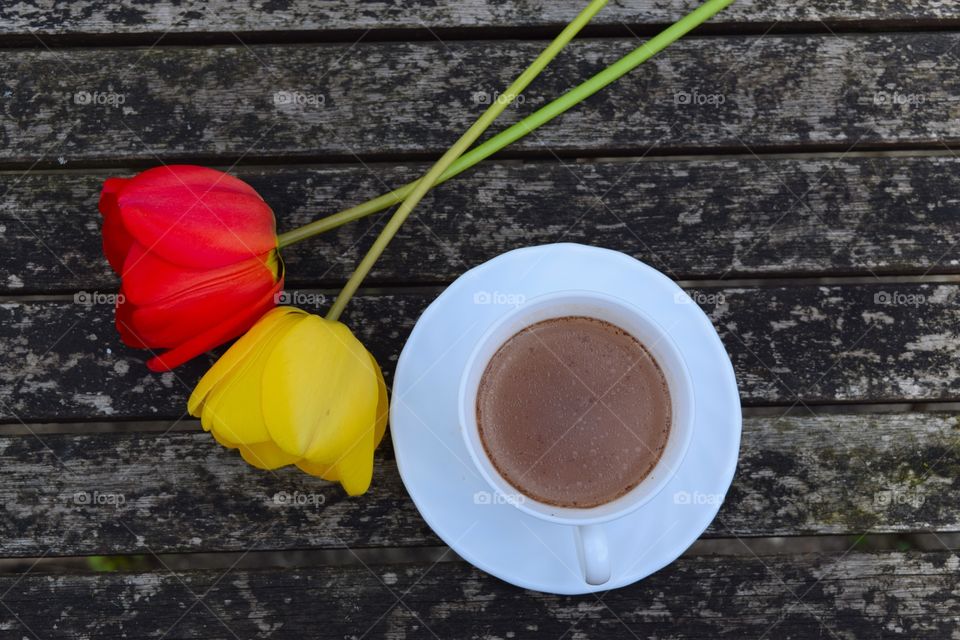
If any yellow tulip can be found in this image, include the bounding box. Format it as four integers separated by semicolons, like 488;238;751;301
188;306;389;495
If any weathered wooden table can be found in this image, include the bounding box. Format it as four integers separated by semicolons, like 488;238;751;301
2;1;960;637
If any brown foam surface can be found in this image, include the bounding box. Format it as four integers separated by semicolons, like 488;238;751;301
477;316;671;508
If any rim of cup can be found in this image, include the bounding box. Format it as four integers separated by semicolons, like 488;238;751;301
458;288;696;526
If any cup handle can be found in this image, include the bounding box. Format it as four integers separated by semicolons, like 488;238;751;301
575;524;611;585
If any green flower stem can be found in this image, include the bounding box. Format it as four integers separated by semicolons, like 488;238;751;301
276;0;734;252
325;0;610;321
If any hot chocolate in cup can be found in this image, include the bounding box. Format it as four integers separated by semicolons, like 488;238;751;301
459;290;695;586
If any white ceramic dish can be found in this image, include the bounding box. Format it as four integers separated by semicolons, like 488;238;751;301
390;243;741;595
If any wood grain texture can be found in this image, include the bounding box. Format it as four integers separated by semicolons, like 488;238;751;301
2;0;958;37
1;0;955;626
3;34;959;166
2;553;959;638
6;155;960;294
3;282;960;423
0;413;958;557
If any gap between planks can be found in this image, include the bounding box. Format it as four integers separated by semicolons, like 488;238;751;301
3;403;960;434
2;147;960;178
6;141;960;174
0;533;956;575
4;274;960;306
4;19;960;50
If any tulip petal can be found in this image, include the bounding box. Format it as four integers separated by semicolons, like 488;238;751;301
263;316;378;462
114;287;149;349
297;425;375;494
118;168;277;269
293;353;386;490
122;245;279;307
188;306;304;416
99;177;129;213
238;441;301;470
210;429;239;449
146;266;284;372
295;427;376;495
122;165;261;199
330;432;376;496
202;381;265;442
295;459;338;481
124;252;280;348
200;311;305;444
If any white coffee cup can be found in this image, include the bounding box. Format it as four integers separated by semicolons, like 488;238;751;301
458;289;695;586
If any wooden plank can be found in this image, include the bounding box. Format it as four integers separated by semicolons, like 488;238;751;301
3;34;959;166
2;1;958;38
2;553;958;638
2;283;959;423
7;155;960;295
0;413;957;557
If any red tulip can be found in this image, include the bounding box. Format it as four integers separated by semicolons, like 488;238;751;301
98;165;283;372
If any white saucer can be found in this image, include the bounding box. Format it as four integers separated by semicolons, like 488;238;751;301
390;244;741;595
